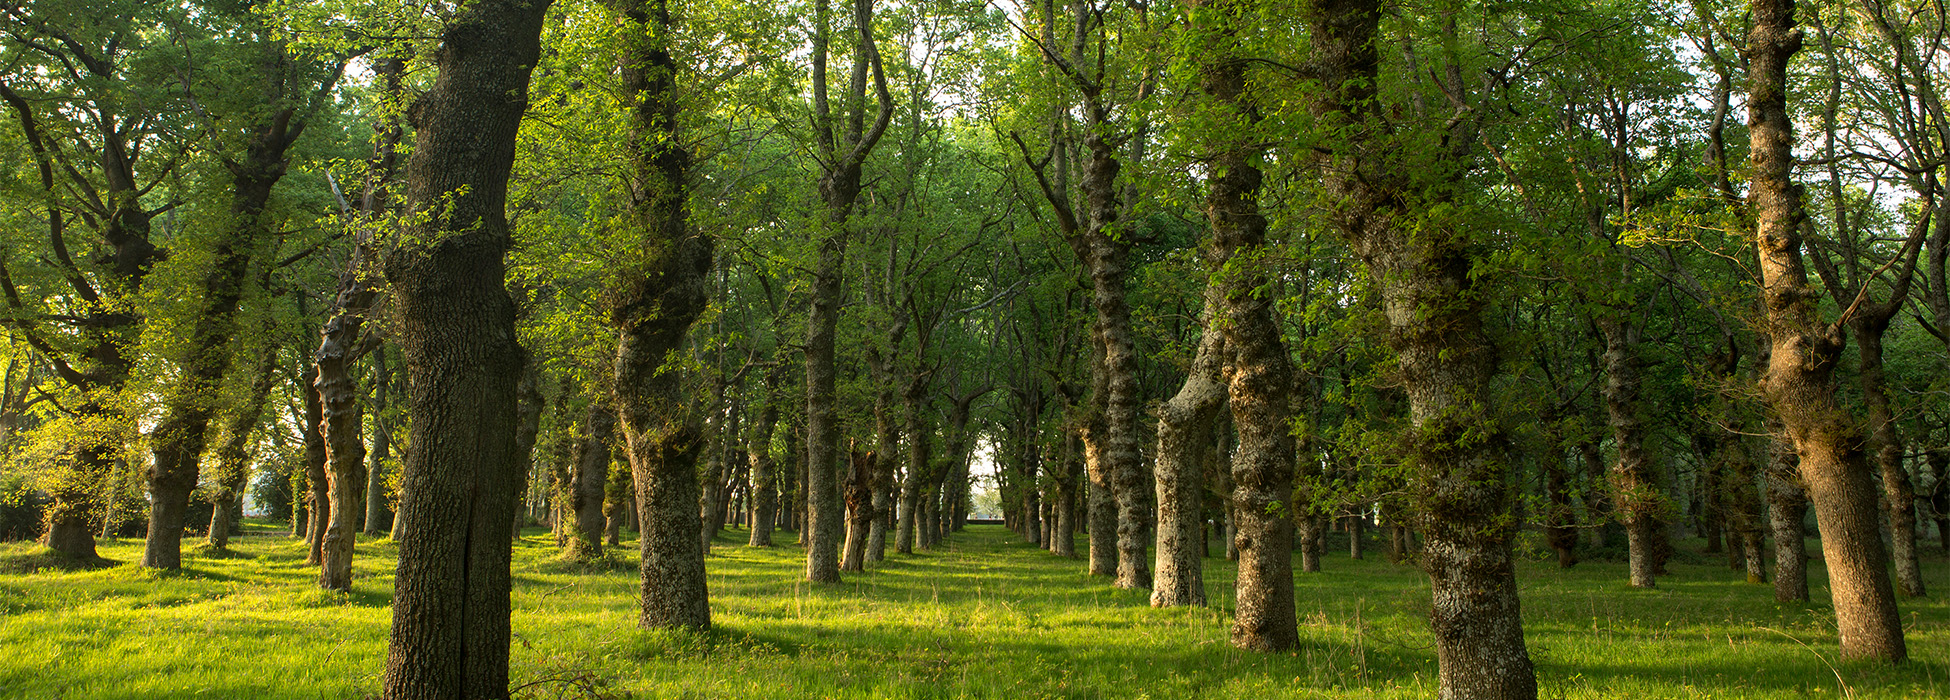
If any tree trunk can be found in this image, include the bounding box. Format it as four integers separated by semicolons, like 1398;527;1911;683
607;0;714;632
748;371;781;547
1853;325;1924;597
365;350;396;537
314;247;383;590
1306;0;1536;694
510;364;543;540
1926;449;1949;554
1054;428;1081;558
301;364;329;565
1748;0;1905;662
567;404;615;560
207;356;278;551
379;0;552;695
1599;317;1661;588
1767;433;1810;602
843;448;873;571
1201;25;1299;646
143;106;302;569
1151;282;1226;608
896;383;929;554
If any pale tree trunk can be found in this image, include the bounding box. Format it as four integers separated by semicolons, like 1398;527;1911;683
1054;427;1082;558
1767;431;1810;602
314;237;384;590
842;448;873;571
608;0;713;631
379;0;551;695
1747;0;1904;661
1151;283;1225;607
1306;0;1536;695
1600;318;1661;588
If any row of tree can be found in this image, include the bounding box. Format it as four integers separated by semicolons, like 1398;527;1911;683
1;0;1944;698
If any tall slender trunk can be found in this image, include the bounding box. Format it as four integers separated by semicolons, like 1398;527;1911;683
379;0;551;695
1084;340;1118;576
1854;324;1924;597
1926;449;1949;554
1306;1;1536;695
1748;0;1905;662
510;364;543;539
365;350;395;536
314;251;382;590
1054;427;1082;558
842;447;873;571
1599;318;1661;588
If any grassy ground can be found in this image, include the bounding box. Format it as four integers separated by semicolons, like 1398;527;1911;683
0;522;1944;699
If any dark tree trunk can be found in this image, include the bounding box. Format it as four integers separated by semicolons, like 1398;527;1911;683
567;404;615;560
606;0;714;632
843;448;874;571
379;0;552;695
1306;0;1536;695
1748;0;1905;662
896;381;929;554
144;100;306;570
302;364;329;565
366;349;397;537
1543;444;1579;569
748;369;782;547
207;356;279;551
510;364;543;540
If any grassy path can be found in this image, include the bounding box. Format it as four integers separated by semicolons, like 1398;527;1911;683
0;523;1945;698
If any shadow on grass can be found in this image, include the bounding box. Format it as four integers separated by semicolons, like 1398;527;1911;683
0;547;119;574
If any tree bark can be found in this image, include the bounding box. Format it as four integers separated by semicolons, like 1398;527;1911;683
1767;432;1810;602
365;349;396;537
1747;0;1906;662
1151;283;1225;608
379;0;551;695
843;447;874;571
896;380;929;554
207;355;278;551
301;363;329;565
1599;318;1661;588
567;404;615;560
605;0;714;632
747;367;782;546
1306;0;1536;695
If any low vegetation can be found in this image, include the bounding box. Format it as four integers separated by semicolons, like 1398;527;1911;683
0;523;1943;699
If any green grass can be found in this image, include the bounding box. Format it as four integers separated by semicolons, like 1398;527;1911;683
0;522;1944;699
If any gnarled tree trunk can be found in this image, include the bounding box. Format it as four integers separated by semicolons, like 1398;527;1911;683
1747;0;1904;661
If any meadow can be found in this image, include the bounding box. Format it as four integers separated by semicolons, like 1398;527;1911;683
0;523;1944;699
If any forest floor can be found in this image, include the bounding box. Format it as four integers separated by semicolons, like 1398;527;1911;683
0;521;1945;699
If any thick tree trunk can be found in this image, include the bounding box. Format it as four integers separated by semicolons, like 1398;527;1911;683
607;0;714;632
567;404;615;560
1927;449;1949;554
1054;429;1081;558
1151;283;1226;608
1748;0;1905;662
379;0;551;695
1307;0;1536;694
1203;37;1298;647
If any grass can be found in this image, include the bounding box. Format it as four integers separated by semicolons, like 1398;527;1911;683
0;521;1944;699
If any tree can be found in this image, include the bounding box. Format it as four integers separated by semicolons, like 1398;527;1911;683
379;0;553;694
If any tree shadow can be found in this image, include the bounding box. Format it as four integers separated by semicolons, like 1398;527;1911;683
0;547;119;574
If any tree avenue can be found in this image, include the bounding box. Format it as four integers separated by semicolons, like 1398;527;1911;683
4;0;1950;699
